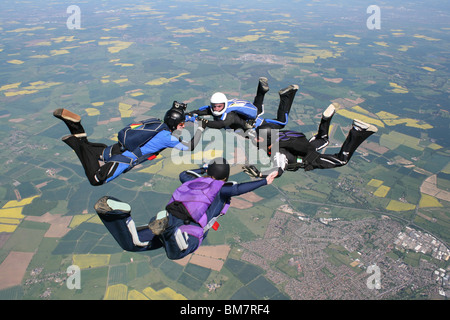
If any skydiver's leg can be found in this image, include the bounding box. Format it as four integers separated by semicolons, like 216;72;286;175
335;119;377;163
262;85;298;129
306;153;346;169
311;119;377;169
53;108;85;135
253;77;269;115
276;84;298;125
309;104;336;151
62;135;116;186
94;196;163;252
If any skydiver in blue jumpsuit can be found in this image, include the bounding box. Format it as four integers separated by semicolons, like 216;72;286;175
53;102;207;186
185;78;298;133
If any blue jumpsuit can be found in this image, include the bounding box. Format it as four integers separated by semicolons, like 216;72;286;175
104;130;189;183
63;125;202;186
194;99;259;130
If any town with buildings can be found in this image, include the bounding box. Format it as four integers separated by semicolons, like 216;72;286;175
239;207;450;299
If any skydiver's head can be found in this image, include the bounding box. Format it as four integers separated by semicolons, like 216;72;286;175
164;101;186;131
207;157;230;181
210;92;228;117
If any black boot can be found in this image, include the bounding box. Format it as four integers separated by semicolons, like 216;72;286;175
258;77;269;94
61;134;84;149
254;77;269;115
309;104;336;151
276;84;298;123
337;119;377;163
53;108;85;135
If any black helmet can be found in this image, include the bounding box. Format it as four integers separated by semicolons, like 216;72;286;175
164;101;186;131
207;157;230;181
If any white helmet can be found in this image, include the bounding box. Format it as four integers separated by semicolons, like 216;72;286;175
210;92;228;116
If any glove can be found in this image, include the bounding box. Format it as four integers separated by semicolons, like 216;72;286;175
200;162;208;174
245;119;257;130
303;161;314;171
244;120;255;130
199;118;209;129
242;165;262;178
247;129;256;140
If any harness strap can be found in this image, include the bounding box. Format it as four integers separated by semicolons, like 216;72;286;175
286;162;303;171
304;150;321;164
179;224;204;246
253;116;264;128
171;201;231;248
264;113;288;126
103;148;158;168
285;151;321;171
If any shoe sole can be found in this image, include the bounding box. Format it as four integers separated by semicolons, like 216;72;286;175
367;124;378;133
279;84;299;95
94;196;131;214
353;119;378;133
323;104;335;118
148;217;168;235
259;77;269;91
61;133;86;143
61;134;74;141
53;108;81;123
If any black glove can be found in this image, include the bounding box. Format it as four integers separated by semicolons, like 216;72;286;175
242;165;262;178
303;162;314;171
199;118;209;129
244;120;255;130
302;152;319;172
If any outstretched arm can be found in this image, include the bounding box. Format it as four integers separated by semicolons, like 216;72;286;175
186;106;212;119
243;149;292;178
220;171;277;197
177;119;208;151
204;112;250;129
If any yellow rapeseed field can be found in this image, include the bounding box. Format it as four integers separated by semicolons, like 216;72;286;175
336;109;385;127
142;287;187;300
7;60;24;64
98;40;134;53
374;185;390;197
419;194;443;208
227;34;262;42
0;195;40;233
104;284;128;300
118;102;132;117
127;289;149;300
72;254;111;269
386;200;416;211
104;284;187;300
85;108;100;116
69;214;96;228
390;82;408;94
367;179;383;188
145;72;189;86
